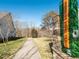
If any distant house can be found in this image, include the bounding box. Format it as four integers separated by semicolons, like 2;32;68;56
0;12;16;39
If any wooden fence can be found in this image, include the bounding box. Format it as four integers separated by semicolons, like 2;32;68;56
51;36;79;59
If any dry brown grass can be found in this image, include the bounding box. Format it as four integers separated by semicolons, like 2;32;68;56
33;37;53;59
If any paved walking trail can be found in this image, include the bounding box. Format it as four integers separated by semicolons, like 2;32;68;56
13;38;41;59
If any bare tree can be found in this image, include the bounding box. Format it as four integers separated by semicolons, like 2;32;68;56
41;11;60;37
14;20;22;37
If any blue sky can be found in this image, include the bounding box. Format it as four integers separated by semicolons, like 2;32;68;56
0;0;79;27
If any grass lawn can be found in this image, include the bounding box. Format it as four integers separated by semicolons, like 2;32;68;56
0;37;27;59
33;37;53;59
